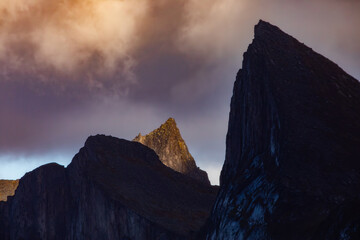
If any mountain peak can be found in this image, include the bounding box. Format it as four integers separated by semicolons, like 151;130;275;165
252;19;307;53
156;117;180;136
207;21;360;239
134;118;210;185
164;117;176;126
254;19;282;36
134;118;179;143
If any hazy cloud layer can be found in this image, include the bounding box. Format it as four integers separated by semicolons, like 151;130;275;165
1;0;359;184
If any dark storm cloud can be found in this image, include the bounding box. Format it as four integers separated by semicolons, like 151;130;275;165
0;0;360;184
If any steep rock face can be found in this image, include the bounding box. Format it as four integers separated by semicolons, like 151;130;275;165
0;164;73;240
207;21;360;239
0;135;218;240
134;118;210;185
0;180;19;202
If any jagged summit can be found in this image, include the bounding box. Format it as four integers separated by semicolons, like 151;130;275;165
162;117;177;127
135;118;180;146
134;118;210;185
254;20;284;37
207;21;360;239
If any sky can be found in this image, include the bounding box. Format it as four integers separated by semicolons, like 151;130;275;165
0;0;359;185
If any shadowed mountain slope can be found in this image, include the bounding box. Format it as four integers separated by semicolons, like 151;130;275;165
206;20;360;239
0;135;218;240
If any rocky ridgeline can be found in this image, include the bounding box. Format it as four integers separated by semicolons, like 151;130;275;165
134;118;210;185
0;180;19;202
206;20;360;239
0;135;218;240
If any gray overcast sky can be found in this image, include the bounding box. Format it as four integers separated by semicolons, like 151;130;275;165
1;0;359;185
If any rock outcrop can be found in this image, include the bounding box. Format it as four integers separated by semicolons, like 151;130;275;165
206;20;360;239
0;180;19;202
0;135;218;240
134;118;210;185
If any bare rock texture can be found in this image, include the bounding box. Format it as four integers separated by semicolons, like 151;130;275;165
0;180;19;202
134;118;210;185
206;20;360;239
0;135;218;240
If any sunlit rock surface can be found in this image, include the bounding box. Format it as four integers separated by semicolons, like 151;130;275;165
134;118;210;185
0;135;218;240
206;20;360;239
0;180;19;202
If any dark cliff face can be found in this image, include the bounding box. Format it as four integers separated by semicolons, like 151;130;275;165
0;135;218;240
206;20;360;239
134;118;210;185
0;180;19;202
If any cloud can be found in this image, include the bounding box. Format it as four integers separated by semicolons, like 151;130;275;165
0;0;147;74
1;0;359;88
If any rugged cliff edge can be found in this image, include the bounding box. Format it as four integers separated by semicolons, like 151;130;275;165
0;135;218;240
206;20;360;239
134;118;210;185
0;180;19;202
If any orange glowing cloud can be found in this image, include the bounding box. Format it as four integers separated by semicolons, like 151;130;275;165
0;0;359;86
0;0;148;78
